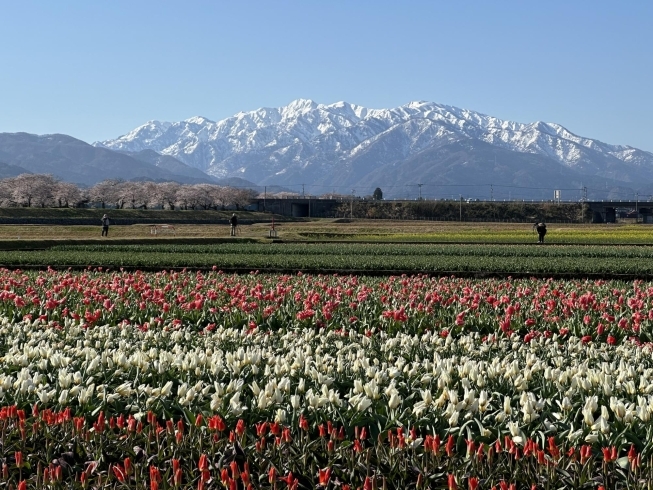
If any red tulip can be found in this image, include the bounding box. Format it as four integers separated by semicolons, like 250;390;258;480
173;468;183;487
230;461;240;480
112;465;127;482
363;476;373;490
447;474;457;490
318;467;332;487
445;435;455;456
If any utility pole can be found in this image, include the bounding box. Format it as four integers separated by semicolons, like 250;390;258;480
418;183;423;200
490;184;494;202
302;184;305;197
351;189;355;219
459;195;463;221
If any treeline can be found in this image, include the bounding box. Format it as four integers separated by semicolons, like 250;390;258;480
336;200;592;222
0;174;257;210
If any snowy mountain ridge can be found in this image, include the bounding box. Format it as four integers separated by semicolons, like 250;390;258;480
96;99;653;196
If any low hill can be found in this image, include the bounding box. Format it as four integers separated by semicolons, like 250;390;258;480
0;133;217;185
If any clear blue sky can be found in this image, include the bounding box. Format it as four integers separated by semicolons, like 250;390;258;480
1;1;651;151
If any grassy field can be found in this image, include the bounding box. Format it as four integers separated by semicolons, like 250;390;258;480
284;220;653;243
0;223;269;240
0;219;652;243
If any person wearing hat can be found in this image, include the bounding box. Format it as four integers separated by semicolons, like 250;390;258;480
229;213;238;236
101;214;110;237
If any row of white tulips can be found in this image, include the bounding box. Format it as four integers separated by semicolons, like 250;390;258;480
1;315;652;446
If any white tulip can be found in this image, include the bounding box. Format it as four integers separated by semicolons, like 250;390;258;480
543;419;556;432
20;379;34;394
229;392;243;413
584;433;599;443
210;393;222;411
290;394;300;409
78;384;94;404
508;421;521;437
254;391;266;410
328;390;342;407
611;398;626;421
214;382;225;396
421;389;433;406
115;382;132;397
356;396;372;412
250;381;261;396
354;379;364;394
87;357;100;373
37;389;50;404
388;393;402;410
567;425;583;442
275;409;287;423
560;397;572;412
279;377;291;392
624;409;634;424
363;380;380;400
503;396;512;415
106;393;121;403
58;389;69;404
161;381;173;397
478;390;489;412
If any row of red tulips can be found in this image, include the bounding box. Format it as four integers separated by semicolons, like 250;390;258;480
1;404;649;489
2;269;653;343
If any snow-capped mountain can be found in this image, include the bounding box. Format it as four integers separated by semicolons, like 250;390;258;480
96;100;653;199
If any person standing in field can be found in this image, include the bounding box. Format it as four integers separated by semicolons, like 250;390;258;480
533;221;547;243
230;213;238;236
101;214;110;237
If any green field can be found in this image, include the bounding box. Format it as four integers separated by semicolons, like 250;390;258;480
0;242;651;277
1;220;653;276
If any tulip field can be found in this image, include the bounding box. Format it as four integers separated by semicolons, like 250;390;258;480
3;268;653;488
5;242;653;277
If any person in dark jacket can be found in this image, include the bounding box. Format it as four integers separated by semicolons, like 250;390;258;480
533;222;547;243
101;214;110;237
230;213;238;236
